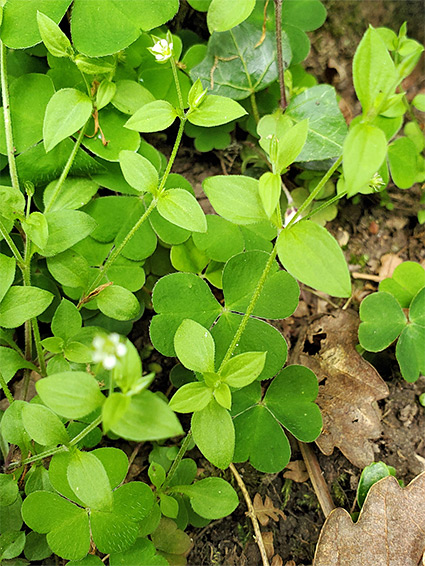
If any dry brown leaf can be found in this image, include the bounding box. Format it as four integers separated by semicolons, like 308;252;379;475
252;493;285;526
262;532;274;560
291;310;389;468
271;555;284;566
283;460;309;483
313;472;425;566
284;561;296;566
378;252;403;279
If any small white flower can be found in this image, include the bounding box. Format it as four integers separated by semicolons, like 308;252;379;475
92;333;127;370
148;36;173;63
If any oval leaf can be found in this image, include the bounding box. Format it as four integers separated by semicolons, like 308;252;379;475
157;189;207;233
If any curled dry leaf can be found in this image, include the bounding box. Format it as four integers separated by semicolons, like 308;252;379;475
313;472;425;566
283;460;309;483
291;310;389;468
252;493;286;526
262;531;274;560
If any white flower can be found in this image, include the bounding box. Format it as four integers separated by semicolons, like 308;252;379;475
92;333;127;370
148;37;173;62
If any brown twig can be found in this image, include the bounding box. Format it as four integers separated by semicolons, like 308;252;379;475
298;441;335;518
351;272;382;282
229;463;270;566
273;0;287;110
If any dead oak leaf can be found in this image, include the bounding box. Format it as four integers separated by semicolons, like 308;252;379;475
252;493;285;526
291;310;389;468
313;472;425;566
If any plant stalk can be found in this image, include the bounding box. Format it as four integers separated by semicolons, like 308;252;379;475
0;218;24;265
170;56;184;111
0;370;14;405
164;430;193;486
273;0;287;110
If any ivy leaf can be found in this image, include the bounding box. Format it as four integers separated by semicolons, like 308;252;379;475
43;88;93;152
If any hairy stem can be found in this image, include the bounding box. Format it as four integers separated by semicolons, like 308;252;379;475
250;92;260;124
164;430;193;486
170;56;184;111
0;217;24;265
273;0;287;110
0;370;14;405
44;123;89;213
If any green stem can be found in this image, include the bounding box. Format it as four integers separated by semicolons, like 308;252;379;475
273;0;287;110
219;244;279;370
44;123;89;214
32;319;47;377
0;217;24;265
0;40;20;193
170;57;184;111
0;371;14;405
250;92;260;124
303;190;347;222
164;430;193;487
7;415;103;469
158;117;186;195
286;154;343;229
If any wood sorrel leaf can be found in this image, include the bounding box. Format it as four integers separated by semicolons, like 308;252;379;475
192;400;234;469
0;286;53;328
119;150;159;194
67;451;113;512
170;238;209;273
173;478;239;519
22;403;69;446
264;365;322;442
169;382;213;413
379;261;425;308
125;100;177;133
223;250;300;319
37;11;73;58
221;351;266;388
41;210;97;256
343;123;388;197
21;491;90;560
97;285;140;321
277;220;351;298
0;254;16;304
203;175;268;225
0;474;18;507
157;189;207;233
358;291;407;352
174;319;215;373
396;288;425;382
108;537;167;566
188;95;247;127
353;26;397;113
207;0;255;32
36;371;105;419
43;88;93;152
151;273;222;356
192;215;244;262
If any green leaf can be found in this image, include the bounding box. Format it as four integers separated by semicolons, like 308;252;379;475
0;401;31;448
276;119;309;172
150;273;222;356
192;399;234;468
264;365;322;442
0;474;19;507
0;185;26;222
102;393;131;433
359;292;407;351
174;319;215;373
0;253;16;304
22;403;69;446
207;0;255;32
203;175;268;225
125;100;177;133
277;220;351;297
114;201;157;261
51;299;82;341
188;95;247;127
151;517;192;556
81;108;141;162
221;352;266;388
0;74;55;155
286;85;348;162
191;22;290;100
37;11;73;58
43;177;99;212
157;188;207;233
223;250;300;319
213;382;232;409
0;531;26;561
67;450;113;511
388;136;418;189
173;478;238;519
357;462;394;508
97;285;140;321
171;238;209;273
169;382;213;413
92;447;129;489
0;0;71;50
22;491;90;560
109;537;167;566
119;150;159;195
43;88;93;152
47;250;90;289
396;288;425;382
379;261;425;308
112;80;155;115
96;79;117;111
36;371;105;419
259;172;281;218
412;93;425;112
192;215;244;262
42;210;97;257
22;212;49;249
0;286;53;328
71;0;179;57
343;122;388;197
110;390;183;441
24;531;54;562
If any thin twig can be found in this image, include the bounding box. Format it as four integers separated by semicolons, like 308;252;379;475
351;272;382;282
298;441;335;518
229;463;270;566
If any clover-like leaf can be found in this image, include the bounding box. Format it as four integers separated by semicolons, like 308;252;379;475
396;287;425;382
379;261;425;308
